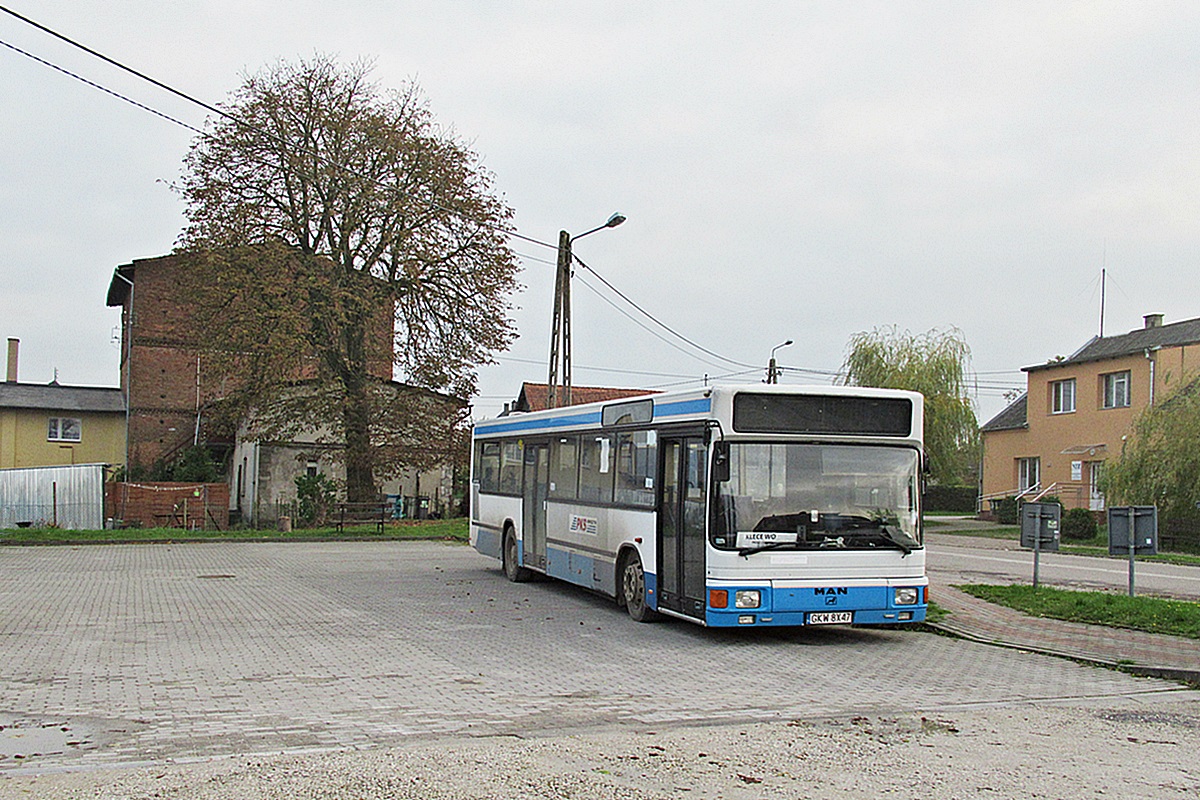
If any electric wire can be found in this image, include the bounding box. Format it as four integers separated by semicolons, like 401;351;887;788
574;273;737;372
2;7;775;383
5;6;1008;399
572;253;759;370
0;4;560;251
0;36;203;134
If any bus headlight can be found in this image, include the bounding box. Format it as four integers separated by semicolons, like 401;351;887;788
735;590;761;609
894;587;919;606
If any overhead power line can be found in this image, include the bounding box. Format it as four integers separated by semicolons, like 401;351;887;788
0;36;202;133
572;254;759;371
1;6;829;386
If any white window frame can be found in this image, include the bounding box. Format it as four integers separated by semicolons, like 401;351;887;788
48;417;82;442
1102;371;1130;409
1017;457;1040;492
1051;379;1076;414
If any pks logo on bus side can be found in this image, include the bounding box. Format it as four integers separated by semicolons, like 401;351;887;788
570;515;598;535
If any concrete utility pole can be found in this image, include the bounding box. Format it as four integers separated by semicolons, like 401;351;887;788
547;213;625;408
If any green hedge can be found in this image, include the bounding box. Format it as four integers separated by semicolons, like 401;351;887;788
924;486;977;513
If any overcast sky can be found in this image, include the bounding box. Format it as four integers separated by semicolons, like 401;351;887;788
3;1;1198;423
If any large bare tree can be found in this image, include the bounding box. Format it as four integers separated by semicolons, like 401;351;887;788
178;56;519;501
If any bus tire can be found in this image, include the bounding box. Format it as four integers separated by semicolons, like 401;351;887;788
619;551;659;622
502;527;532;583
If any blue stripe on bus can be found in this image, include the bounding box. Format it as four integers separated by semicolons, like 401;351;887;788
475;410;603;435
653;397;712;417
474;396;712;436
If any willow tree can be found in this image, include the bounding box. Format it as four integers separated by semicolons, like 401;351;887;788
1101;376;1200;524
838;327;979;485
178;57;519;501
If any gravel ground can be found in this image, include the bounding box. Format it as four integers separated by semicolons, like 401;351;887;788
4;692;1198;799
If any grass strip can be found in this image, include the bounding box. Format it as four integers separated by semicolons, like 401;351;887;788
0;518;469;545
957;583;1200;639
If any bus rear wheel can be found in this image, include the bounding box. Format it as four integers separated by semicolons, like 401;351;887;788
620;552;658;622
502;528;532;583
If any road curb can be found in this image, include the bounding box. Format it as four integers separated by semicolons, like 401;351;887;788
927;621;1200;687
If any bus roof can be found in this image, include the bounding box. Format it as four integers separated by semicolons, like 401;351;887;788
473;384;923;440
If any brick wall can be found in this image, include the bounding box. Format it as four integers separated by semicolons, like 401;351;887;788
106;482;230;530
113;252;397;471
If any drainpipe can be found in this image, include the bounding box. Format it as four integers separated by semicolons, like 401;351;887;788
112;270;135;475
1145;347;1160;406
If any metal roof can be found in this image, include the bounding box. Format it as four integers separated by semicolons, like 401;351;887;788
980;393;1027;432
1025;316;1200;373
0;383;125;413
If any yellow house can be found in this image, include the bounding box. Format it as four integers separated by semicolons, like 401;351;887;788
0;382;126;470
980;314;1200;512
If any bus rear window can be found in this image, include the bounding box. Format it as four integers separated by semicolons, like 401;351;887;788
733;393;912;436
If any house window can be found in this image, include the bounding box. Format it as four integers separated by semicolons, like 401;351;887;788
47;417;82;442
1102;371;1130;409
1051;379;1076;414
1017;457;1040;492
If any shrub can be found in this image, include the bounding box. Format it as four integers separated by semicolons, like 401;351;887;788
996;497;1019;525
1061;507;1098;541
295;472;338;526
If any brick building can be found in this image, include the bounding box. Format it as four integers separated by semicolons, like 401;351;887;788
106;252;462;524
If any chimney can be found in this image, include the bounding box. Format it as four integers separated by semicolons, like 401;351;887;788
1144;313;1164;330
6;338;17;383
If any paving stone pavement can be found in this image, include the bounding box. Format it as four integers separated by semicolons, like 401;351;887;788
0;541;1188;773
930;584;1200;682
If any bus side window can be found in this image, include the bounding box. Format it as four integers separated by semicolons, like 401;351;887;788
578;434;614;503
477;442;500;493
499;441;523;494
615;431;656;508
549;436;579;500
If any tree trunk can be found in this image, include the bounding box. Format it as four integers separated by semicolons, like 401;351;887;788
343;383;376;503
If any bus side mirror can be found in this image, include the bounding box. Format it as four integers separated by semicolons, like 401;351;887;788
712;441;730;483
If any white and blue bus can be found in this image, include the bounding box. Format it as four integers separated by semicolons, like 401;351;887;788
470;384;927;627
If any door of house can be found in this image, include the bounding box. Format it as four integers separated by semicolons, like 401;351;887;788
1088;461;1105;511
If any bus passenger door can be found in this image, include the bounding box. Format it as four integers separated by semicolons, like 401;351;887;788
522;443;549;571
658;435;708;619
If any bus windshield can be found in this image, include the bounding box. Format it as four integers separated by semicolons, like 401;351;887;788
712;443;921;554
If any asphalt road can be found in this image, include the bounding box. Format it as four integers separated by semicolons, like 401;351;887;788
926;532;1200;600
0;541;1188;775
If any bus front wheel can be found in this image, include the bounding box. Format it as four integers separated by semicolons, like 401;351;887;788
503;528;532;583
620;552;658;622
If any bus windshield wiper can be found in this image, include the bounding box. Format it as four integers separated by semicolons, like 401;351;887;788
738;541;797;557
879;525;919;556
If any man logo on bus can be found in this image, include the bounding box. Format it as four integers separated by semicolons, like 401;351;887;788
814;587;848;595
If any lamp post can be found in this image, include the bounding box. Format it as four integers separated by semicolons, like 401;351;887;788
767;339;793;384
547;212;626;408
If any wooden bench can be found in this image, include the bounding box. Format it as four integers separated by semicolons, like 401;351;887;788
334;502;390;534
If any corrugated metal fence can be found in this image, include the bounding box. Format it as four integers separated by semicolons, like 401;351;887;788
0;464;107;530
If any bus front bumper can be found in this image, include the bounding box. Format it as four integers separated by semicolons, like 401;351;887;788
703;582;927;628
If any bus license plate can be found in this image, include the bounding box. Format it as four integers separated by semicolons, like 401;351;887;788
807;611;853;625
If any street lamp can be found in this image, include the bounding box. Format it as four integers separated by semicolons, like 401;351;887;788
767;339;793;384
547;212;626;408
